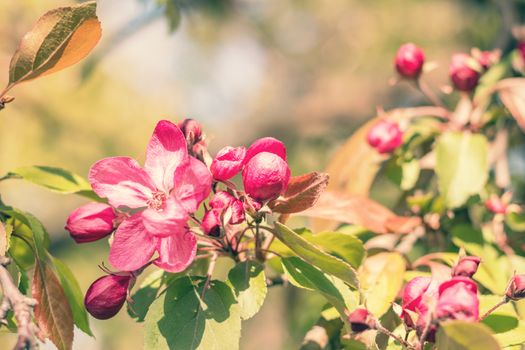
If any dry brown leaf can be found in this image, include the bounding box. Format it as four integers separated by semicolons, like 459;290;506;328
300;191;421;234
271;172;329;214
32;262;74;350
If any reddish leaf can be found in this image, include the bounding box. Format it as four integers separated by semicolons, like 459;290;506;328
497;78;525;131
300;191;421;234
32;261;74;350
271;172;329;214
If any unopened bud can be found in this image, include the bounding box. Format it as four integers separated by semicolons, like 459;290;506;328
84;274;132;320
201;209;221;237
506;274;525;301
452;256;481;278
449;53;480;92
242;152;290;202
177;119;202;144
210;146;246;181
367;120;403;154
485;195;508;214
395;43;425;79
348;308;376;333
65;203;116;243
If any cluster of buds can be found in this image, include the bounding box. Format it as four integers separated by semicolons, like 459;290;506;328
204;137;291;236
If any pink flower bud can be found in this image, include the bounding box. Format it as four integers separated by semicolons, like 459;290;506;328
242;152;290;202
177;119;202;143
84;274;132;320
201;209;221;237
394;43;425;79
229;199;245;224
367;120;403;154
210;146;246;181
401;277;433;327
452;256;481;278
449;53;480;92
209;191;245;225
65;203;116;243
209;191;236;209
245;137;287;164
436;277;479;322
505;274;525;301
348;308;376;333
485;195;507;214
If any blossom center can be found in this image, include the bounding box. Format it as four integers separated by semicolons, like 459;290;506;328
147;191;167;211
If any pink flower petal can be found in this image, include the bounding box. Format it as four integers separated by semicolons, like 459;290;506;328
141;196;188;237
175;157;212;213
89;157;155;208
109;214;157;271
154;232;197;273
144;120;189;192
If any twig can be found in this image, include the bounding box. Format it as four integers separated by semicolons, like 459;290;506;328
200;253;218;299
376;324;415;350
416;79;445;108
480;297;508;321
0;257;41;350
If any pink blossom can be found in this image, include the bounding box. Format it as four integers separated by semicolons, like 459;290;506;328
395;43;425;78
65;202;116;243
242;152;290;202
367;120;403;154
436;277;479;321
201;209;221;237
209;191;245;224
401;276;433;327
210;146;246;181
84;274;132;320
88;120;211;272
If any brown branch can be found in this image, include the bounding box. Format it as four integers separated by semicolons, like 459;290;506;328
0;257;40;350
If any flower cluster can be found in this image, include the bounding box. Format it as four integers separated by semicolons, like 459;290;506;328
348;255;525;346
65;119;292;319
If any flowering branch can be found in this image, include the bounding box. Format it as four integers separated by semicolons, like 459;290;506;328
0;256;41;350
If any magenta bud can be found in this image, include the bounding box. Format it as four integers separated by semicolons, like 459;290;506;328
506;274;525;301
209;191;245;225
472;49;499;71
210;146;246;181
348;308;376;333
367;120;403;154
177;119;202;143
452;256;481;278
65;203;116;243
245;137;287;164
436;277;479;322
84;274;132;320
449;53;480;92
485;195;508;214
201;209;221;237
395;43;425;79
229;199;245;225
401;277;433;328
242;152;290;202
209;191;236;209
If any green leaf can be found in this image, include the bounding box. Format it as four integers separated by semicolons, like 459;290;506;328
282;257;358;332
505;212;525;232
359;252;406;317
436;132;489;208
306;232;365;269
436;321;501;350
273;223;359;289
144;277;241;350
129;270;180;322
7;1;101;87
50;255;92;336
5;209;50;261
385;158;420;191
227;261;267;320
8;166;98;199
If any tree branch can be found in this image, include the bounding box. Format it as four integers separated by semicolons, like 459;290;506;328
0;256;41;350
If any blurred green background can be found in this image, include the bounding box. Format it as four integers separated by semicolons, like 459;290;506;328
0;0;517;348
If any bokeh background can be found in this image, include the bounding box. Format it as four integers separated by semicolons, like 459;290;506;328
0;0;520;348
